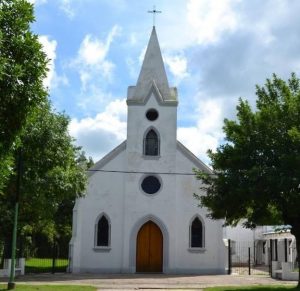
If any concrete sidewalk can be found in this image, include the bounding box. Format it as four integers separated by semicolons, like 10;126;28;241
1;273;298;290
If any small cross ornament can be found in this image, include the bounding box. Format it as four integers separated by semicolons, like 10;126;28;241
148;6;162;26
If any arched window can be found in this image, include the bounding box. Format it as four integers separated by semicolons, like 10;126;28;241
190;217;204;248
144;129;159;156
96;215;110;247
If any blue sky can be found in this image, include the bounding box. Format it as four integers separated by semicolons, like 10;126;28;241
30;0;300;164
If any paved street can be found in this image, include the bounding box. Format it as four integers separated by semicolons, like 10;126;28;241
1;273;297;290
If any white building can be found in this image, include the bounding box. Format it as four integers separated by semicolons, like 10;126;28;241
224;224;297;268
69;27;227;274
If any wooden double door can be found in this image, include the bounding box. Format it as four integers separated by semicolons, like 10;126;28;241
136;221;163;272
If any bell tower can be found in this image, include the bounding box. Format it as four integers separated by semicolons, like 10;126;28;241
126;27;178;172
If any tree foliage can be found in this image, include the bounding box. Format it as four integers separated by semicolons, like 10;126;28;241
0;0;48;192
0;102;88;257
0;0;89;261
195;73;300;285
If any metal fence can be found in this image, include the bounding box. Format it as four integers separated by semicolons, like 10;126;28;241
25;257;68;274
24;243;69;274
1;226;70;275
228;239;270;276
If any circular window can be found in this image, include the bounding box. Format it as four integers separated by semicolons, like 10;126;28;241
146;109;159;121
141;176;161;194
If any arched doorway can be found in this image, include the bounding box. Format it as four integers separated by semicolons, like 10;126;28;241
136;221;163;272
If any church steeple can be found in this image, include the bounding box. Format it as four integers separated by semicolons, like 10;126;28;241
127;27;177;105
126;26;178;168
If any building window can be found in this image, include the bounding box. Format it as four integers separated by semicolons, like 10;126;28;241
146;109;159;121
141;175;161;194
96;215;110;247
190;217;204;248
144;129;159;156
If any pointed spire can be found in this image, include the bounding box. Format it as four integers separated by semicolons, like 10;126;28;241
127;27;177;104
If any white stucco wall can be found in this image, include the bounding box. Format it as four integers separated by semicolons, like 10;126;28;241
173;149;226;273
70;94;226;274
224;224;255;242
71;149;126;273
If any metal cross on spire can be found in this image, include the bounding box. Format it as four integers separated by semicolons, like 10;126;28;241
148;6;162;27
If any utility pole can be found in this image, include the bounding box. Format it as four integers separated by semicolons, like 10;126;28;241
7;149;22;290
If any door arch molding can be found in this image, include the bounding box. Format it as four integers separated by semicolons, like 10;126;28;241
129;215;169;273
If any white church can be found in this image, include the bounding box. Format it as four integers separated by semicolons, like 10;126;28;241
69;27;227;274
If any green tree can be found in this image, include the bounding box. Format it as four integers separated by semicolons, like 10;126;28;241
0;0;48;192
0;102;88;259
195;73;300;285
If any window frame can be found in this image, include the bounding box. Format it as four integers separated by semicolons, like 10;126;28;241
145;108;159;121
188;215;206;253
94;213;111;251
140;175;162;195
143;127;160;157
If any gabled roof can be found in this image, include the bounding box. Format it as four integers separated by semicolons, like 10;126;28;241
177;141;212;174
87;141;126;177
127;27;177;105
87;140;211;178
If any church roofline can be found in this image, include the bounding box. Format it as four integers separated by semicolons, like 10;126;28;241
176;141;212;174
87;140;211;178
87;141;126;177
127;80;178;106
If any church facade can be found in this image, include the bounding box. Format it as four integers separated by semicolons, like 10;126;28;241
69;27;227;274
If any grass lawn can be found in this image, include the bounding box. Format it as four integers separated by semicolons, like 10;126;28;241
25;258;68;273
205;286;300;291
0;285;96;291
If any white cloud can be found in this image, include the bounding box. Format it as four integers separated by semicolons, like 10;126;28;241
178;98;225;164
186;0;239;45
39;35;69;90
39;35;57;89
174;0;300;165
28;0;47;5
76;86;115;112
79;26;121;65
74;25;122;92
69;99;127;160
154;0;240;51
164;54;189;82
125;57;138;80
52;74;69;89
128;33;137;46
79;35;110;66
60;0;75;19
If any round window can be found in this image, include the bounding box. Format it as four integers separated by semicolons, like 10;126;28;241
141;176;161;194
146;109;159;121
